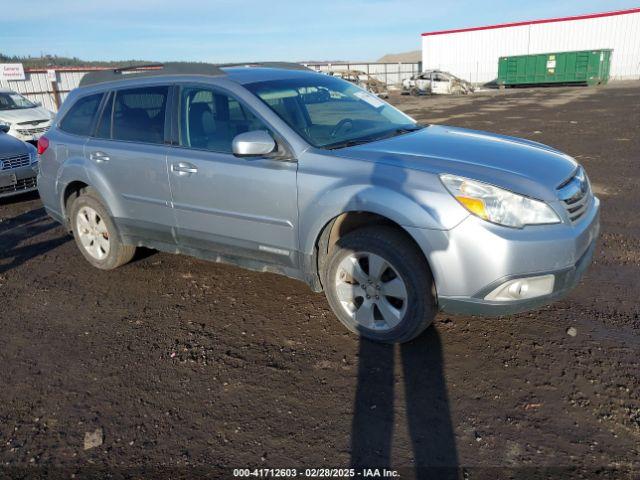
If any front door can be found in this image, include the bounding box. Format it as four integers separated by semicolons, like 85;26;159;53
431;73;452;95
85;85;175;245
167;85;298;267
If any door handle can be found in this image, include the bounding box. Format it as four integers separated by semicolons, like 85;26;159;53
89;151;110;163
171;162;198;175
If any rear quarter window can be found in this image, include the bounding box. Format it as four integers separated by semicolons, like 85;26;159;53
59;93;104;136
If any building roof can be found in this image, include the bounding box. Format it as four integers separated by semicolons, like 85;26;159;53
421;7;640;36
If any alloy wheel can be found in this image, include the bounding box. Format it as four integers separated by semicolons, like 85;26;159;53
76;206;110;260
334;251;408;331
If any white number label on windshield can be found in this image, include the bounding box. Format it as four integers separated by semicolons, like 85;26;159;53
353;90;385;109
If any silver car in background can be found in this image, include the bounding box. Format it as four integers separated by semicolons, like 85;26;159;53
0;124;39;198
37;63;600;343
0;89;54;143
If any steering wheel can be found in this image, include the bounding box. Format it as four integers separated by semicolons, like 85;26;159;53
330;118;354;138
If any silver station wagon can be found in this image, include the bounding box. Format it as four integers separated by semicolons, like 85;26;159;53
37;63;600;343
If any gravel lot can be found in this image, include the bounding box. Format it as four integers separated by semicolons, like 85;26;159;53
1;82;639;478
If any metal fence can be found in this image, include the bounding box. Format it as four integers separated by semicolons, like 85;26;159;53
303;62;421;87
0;67;107;112
1;63;422;112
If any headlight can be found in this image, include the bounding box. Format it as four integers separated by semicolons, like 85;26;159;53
440;174;560;228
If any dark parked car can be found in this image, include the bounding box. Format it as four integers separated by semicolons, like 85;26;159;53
0;124;38;199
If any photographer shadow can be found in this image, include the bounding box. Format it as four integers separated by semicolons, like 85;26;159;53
0;207;70;274
350;329;459;478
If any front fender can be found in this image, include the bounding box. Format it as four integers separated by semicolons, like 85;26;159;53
299;183;453;255
297;152;467;255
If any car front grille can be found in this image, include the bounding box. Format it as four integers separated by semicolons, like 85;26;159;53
15;126;49;136
0;153;31;170
0;176;37;194
557;167;591;223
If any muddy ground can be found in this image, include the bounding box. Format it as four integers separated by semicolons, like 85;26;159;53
1;83;639;479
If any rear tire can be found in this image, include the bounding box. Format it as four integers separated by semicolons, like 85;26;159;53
323;227;436;343
69;188;136;270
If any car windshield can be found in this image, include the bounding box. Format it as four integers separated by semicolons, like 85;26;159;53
245;75;421;149
0;92;37;111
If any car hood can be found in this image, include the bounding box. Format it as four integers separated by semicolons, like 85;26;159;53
0;131;31;153
334;125;578;201
0;106;53;124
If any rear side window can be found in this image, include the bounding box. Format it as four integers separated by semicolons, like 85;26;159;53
112;86;168;144
59;93;103;136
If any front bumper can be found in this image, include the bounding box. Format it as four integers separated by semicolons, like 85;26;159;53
0;164;39;198
406;197;600;316
7;122;51;143
437;237;597;315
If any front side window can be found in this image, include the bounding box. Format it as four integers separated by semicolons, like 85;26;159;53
245;75;420;149
112;86;168;144
59;93;103;136
179;86;268;153
0;91;36;111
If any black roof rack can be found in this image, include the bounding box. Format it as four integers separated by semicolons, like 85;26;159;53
78;61;312;87
78;63;224;87
219;62;311;71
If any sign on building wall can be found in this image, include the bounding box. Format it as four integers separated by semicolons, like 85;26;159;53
47;69;57;82
0;63;26;81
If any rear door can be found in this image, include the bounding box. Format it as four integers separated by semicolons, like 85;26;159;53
166;84;299;267
416;74;430;92
431;73;451;94
84;85;175;246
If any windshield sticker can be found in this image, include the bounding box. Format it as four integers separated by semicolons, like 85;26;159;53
353;90;385;109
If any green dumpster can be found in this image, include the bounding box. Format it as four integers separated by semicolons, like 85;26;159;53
498;49;612;87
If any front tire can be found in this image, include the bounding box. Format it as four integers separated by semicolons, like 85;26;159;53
70;189;136;270
323;227;436;343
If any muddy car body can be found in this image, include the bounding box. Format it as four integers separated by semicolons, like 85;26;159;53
37;63;599;343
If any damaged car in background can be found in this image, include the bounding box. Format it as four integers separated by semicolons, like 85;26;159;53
327;69;389;98
402;70;475;96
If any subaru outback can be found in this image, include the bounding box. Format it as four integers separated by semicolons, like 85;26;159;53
37;63;600;343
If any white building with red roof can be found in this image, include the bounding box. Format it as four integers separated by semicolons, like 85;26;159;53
421;8;640;83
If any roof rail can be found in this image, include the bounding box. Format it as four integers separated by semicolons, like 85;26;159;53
78;61;312;88
219;62;312;71
78;62;225;87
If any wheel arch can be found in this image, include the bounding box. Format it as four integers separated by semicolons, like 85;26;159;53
311;210;437;295
59;169;125;228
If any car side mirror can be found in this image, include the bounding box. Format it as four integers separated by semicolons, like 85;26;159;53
0;124;10;133
35;101;42;107
232;130;276;157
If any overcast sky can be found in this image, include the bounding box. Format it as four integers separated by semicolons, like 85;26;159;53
2;0;638;62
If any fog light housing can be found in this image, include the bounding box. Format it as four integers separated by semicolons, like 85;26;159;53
484;274;555;302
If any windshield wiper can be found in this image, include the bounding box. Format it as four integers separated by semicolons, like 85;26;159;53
324;124;425;150
324;137;378;150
